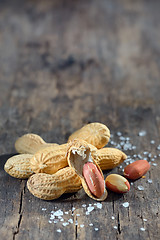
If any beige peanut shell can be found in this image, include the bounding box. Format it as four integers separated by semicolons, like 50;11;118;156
4;154;34;179
27;167;82;200
93;148;127;170
67;139;108;201
15;133;58;154
68;122;110;149
30;144;69;174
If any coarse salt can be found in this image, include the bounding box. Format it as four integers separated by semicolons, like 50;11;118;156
122;202;129;208
138;186;144;191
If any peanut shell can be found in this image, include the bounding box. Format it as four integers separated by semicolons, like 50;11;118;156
27;167;82;200
30;144;69;174
67;139;107;201
93;147;127;170
4;154;34;179
15;133;58;154
68;122;110;149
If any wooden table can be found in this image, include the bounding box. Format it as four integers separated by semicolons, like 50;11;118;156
0;0;160;239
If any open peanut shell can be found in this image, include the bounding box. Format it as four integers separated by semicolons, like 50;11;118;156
67;139;108;201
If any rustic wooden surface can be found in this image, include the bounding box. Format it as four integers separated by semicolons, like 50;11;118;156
0;0;160;239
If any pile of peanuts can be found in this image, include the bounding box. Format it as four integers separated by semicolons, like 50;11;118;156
4;122;150;201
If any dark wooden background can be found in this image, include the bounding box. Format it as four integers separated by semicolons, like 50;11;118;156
0;0;160;239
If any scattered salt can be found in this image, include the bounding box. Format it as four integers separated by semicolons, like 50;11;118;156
65;211;68;214
138;186;144;191
87;206;94;213
89;223;93;226
143;151;148;155
143;219;147;222
94;203;102;209
42;208;46;211
140;227;145;231
82;204;86;208
94;228;99;231
138;130;146;137
113;226;118;229
76;214;80;217
80;224;84;228
117;132;122;136
111;216;115;220
48;220;52;224
122;202;129;208
68;219;73;224
147;179;152;183
57;229;61;233
157;145;160;150
150;140;155;144
54;210;63;217
152;163;157;166
62;222;69;227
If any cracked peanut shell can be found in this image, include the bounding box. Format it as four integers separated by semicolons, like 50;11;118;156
67;139;108;201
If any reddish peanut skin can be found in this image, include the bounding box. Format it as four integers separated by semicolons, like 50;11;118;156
105;174;130;194
83;162;105;198
124;160;150;180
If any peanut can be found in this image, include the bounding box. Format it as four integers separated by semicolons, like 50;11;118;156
124;160;150;180
93;147;127;170
4;154;34;179
67;139;108;201
105;174;130;193
83;162;105;198
68;122;110;149
30;144;69;174
15;133;58;154
27;167;82;200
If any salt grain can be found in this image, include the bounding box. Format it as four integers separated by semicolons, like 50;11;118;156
122;202;129;208
150;140;155;144
87;206;94;213
62;222;69;227
143;219;147;222
117;132;122;136
89;223;93;226
113;226;118;229
140;227;145;231
94;228;99;231
68;219;73;224
57;229;61;233
42;208;46;211
82;204;86;208
111;216;115;220
80;224;84;228
157;145;160;150
94;203;102;209
147;179;152;183
138;130;146;137
138;186;144;191
152;163;157;166
54;210;63;217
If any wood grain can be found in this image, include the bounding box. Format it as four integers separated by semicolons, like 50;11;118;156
0;0;160;239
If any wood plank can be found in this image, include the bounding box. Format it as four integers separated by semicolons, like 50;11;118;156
0;0;160;239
